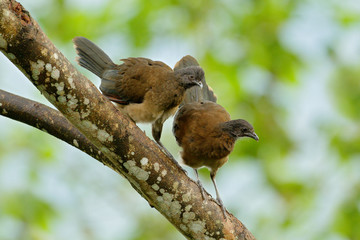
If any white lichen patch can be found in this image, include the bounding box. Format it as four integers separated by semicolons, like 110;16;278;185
45;63;61;81
45;63;52;72
83;97;90;105
0;103;2;106
68;77;76;89
41;48;48;56
169;200;182;217
81;120;99;134
30;60;45;80
154;162;160;172
157;192;182;218
180;224;188;232
51;67;60;80
131;151;135;156
67;94;79;109
161;169;167;177
80;109;91;118
163;192;173;202
182;192;192;202
2;8;12;18
207;237;217;240
185;205;192;212
160;188;165;194
152;184;159;191
97;129;113;143
157;176;162;182
124;160;149;181
188;220;206;235
53;53;59;59
58;95;66;103
173;181;179;190
140;157;148;166
73;139;79;148
0;34;7;50
55;82;65;96
183;211;196;223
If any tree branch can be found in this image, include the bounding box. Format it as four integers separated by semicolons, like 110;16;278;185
0;1;256;239
0;89;117;168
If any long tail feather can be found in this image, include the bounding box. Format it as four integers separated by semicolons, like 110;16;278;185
73;37;116;77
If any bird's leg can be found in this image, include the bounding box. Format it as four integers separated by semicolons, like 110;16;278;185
210;171;227;219
156;139;187;174
152;119;163;144
194;169;207;200
152;121;187;174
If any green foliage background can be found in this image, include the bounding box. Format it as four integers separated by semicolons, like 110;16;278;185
0;0;359;239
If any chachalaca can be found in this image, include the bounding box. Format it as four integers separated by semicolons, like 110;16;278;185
173;56;259;218
73;37;203;147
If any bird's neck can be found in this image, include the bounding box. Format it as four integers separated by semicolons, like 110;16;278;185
219;120;242;139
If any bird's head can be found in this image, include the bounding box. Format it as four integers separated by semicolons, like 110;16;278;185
175;66;204;89
221;119;259;141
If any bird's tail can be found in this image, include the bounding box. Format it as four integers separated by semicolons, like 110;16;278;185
174;55;217;106
73;37;116;78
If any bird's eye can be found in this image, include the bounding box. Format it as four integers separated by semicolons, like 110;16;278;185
189;75;195;79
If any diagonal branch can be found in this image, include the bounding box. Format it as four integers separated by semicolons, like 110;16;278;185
0;1;256;239
0;89;115;168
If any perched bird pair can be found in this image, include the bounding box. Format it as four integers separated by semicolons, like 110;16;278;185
73;37;259;217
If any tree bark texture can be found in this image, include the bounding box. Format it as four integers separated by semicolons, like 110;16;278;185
0;89;115;167
0;1;256;239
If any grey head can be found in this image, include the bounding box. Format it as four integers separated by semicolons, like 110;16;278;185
174;66;204;89
221;119;259;141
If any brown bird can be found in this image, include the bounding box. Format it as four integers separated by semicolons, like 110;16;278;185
173;59;258;217
73;37;203;147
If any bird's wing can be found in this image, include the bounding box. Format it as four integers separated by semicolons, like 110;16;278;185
174;55;217;106
101;57;170;104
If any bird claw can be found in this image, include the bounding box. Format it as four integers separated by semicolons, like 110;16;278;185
216;197;227;219
197;180;207;201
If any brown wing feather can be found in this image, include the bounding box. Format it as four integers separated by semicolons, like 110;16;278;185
101;57;172;104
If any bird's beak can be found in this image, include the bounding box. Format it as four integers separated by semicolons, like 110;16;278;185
245;132;259;141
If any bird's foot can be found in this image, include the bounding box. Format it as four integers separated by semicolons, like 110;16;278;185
197;180;207;201
216;197;227;219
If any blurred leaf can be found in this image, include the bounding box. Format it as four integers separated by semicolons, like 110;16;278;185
2;192;56;230
131;214;183;240
330;132;360;161
331;67;360;121
332;186;360;239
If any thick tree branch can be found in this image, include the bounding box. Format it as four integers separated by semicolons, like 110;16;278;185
0;1;256;239
0;89;117;168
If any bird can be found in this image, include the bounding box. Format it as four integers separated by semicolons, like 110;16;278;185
73;37;203;148
172;58;259;218
174;55;217;105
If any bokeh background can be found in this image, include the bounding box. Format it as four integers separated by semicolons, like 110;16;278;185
1;0;360;239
